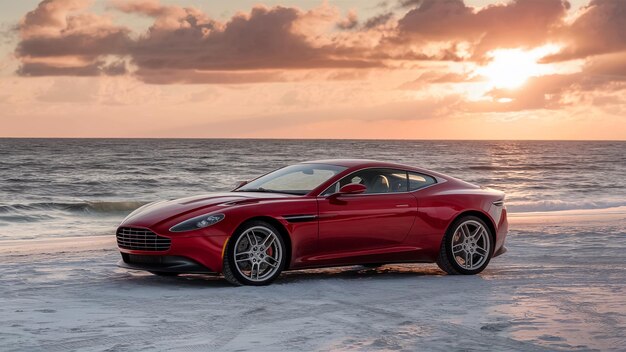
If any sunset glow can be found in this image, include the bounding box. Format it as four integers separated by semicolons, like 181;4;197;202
476;45;561;89
0;0;623;140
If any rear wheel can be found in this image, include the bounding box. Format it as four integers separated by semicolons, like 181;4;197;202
222;221;287;286
437;216;493;275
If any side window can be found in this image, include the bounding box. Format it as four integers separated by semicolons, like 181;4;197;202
380;170;408;193
408;172;436;191
322;168;409;195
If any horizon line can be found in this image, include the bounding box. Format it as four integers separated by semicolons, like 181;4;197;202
0;137;625;142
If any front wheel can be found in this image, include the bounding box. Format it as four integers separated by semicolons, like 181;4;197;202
436;216;493;275
222;221;287;286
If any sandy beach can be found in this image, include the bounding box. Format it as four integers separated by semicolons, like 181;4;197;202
1;209;625;352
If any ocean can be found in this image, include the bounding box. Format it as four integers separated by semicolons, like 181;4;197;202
0;139;624;240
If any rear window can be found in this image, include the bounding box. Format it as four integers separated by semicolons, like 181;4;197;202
408;172;436;191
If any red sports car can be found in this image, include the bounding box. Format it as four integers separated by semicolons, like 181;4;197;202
117;159;508;286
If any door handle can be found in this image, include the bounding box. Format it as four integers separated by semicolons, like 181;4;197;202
395;204;410;208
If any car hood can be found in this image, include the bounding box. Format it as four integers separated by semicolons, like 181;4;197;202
120;192;298;228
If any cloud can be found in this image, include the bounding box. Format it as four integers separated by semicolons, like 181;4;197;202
134;69;286;85
17;60;127;77
472;74;578;112
11;0;626;89
542;0;626;62
583;52;626;81
15;0;385;82
108;0;166;17
16;30;130;59
362;12;394;29
467;55;626;113
399;71;482;90
19;0;91;38
337;10;358;30
396;0;570;58
110;0;216;31
15;0;131;77
126;5;380;72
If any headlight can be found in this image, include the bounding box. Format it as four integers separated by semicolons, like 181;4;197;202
169;213;225;233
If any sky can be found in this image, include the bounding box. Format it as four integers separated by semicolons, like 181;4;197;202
0;0;624;139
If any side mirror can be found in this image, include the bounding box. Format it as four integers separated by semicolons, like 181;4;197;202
233;180;248;190
337;183;366;195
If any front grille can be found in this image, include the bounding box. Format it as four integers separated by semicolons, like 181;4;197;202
116;227;171;251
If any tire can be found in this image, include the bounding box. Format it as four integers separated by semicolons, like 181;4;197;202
149;271;179;277
436;215;493;275
222;221;287;286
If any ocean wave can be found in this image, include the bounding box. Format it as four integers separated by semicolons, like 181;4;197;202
2;195;625;214
507;199;626;213
2;198;624;216
0;201;146;215
468;163;573;171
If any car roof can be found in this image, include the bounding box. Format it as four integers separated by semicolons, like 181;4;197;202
302;159;399;167
302;159;440;175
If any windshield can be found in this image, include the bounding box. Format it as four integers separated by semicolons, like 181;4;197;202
236;163;346;195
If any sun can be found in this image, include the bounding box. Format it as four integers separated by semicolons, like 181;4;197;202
476;45;560;89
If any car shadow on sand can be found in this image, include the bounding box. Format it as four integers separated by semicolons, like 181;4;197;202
115;264;448;288
278;264;445;284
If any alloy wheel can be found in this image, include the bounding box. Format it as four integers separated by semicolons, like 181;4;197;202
233;226;283;282
451;220;490;270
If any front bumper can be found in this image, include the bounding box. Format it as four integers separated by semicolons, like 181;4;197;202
118;253;215;274
116;228;229;273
